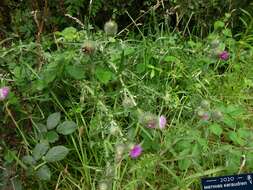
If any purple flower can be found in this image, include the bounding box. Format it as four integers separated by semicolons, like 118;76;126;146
0;87;9;100
129;144;142;159
201;112;210;121
218;51;229;61
159;115;167;129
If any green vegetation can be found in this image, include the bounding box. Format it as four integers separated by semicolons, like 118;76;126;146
1;1;253;190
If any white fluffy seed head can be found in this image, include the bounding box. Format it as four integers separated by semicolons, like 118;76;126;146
104;20;118;36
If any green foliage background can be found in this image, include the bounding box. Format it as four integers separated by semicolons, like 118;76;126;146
0;0;253;38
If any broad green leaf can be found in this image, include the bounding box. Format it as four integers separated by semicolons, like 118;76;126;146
22;155;36;166
4;150;16;163
32;141;49;161
223;115;236;128
60;27;77;41
45;146;69;162
45;131;59;143
136;63;146;73
36;165;51;181
228;131;245;146
66;65;85;80
214;21;225;30
226;105;244;116
37;123;47;133
56;121;77;135
47;112;61;130
209;123;223;136
95;68;113;84
178;159;191;171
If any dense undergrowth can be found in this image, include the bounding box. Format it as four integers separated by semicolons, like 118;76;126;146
1;8;253;190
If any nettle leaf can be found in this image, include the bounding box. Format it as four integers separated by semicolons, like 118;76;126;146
66;65;85;80
45;131;59;143
36;165;51;181
32;141;49;161
223;115;236;128
57;121;77;135
95;67;113;84
178;159;191;171
209;123;223;136
37;123;47;133
45;146;69;162
22;155;36;166
228;131;245;146
47;112;61;130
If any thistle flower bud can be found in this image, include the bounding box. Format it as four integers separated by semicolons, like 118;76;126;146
212;110;223;121
109;121;121;136
81;40;96;54
138;112;158;129
0;87;9;100
115;144;126;157
200;100;210;110
218;51;229;61
210;40;220;48
129;144;142;159
104;20;118;36
122;96;135;109
159;115;167;129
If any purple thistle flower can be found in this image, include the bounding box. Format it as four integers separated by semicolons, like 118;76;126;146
129;144;142;159
218;51;229;61
159;115;167;129
0;87;9;100
201;112;210;121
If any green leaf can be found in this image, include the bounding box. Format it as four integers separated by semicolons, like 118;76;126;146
56;121;77;135
47;112;61;130
11;178;23;190
222;28;232;37
66;65;85;80
95;68;113;84
22;155;36;166
45;131;59;143
228;131;245;146
214;21;225;30
37;123;47;133
45;146;69;162
209;123;223;136
32;141;49;161
164;56;178;63
223;115;236;128
226;105;244;116
36;165;51;181
4;150;16;163
178;159;191;171
136;63;146;73
60;27;77;41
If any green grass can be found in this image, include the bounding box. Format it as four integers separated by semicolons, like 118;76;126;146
1;19;253;190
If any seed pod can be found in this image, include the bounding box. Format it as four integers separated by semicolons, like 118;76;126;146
104;20;118;36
